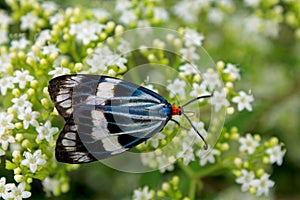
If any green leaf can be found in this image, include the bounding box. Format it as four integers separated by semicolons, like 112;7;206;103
5;160;16;170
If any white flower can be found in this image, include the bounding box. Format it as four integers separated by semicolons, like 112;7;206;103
17;107;39;129
177;142;195;165
243;15;262;34
236;169;255;192
232;91;254;111
42;177;60;196
41;44;60;55
0;125;15;150
264;20;280;38
244;0;261;7
189;83;210;102
11;38;30;50
157;155;175;173
94;45;113;56
106;54;127;69
86;46;127;73
207;8;224;24
210;90;230;112
36;121;59;143
153;7;169;22
140;152;155;167
0;10;13;27
0;29;8;44
238;134;259;154
166;78;186;98
119;10;137;25
70;21;105;45
0;112;15;131
13;70;34;89
184;28;204;47
0;148;4;156
179;63;199;75
197;147;219;166
20;12;39;30
11;94;32;113
93;9;111;20
179;46;200;62
173;1;202;23
137;20;151;29
21;150;46;173
5;182;31;200
0;177;7;198
41;1;58;13
203;70;222;91
251;173;275;196
150;132;165;148
35;29;51;46
133;186;153;200
218;0;234;8
0;76;14;95
117;39;131;53
48;66;71;78
115;0;132;12
26;50;40;62
0;53;11;73
50;13;64;25
223;63;240;80
266;145;285;166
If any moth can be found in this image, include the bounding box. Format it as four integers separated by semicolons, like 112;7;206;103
48;74;212;164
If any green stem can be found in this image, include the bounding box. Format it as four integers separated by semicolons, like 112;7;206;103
178;161;195;178
195;164;224;177
189;179;196;200
178;161;225;199
70;39;81;62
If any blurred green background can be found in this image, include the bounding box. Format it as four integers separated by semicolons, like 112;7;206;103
1;0;300;199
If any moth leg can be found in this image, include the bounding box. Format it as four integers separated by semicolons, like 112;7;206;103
170;118;190;131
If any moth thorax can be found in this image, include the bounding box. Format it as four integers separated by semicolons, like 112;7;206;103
171;105;181;115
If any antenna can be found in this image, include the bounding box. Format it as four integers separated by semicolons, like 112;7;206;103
181;93;213;108
180;92;214;150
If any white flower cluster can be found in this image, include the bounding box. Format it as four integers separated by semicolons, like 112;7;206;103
116;0;169;26
0;178;31;200
238;134;285;166
86;46;127;73
69;21;105;45
132;186;153;200
235;134;286;196
236;170;274;196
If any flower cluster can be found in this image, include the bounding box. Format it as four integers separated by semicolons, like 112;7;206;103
233;132;286;196
173;0;300;39
0;0;289;199
116;0;169;27
132;176;189;200
0;178;31;200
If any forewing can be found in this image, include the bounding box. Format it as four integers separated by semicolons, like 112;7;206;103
49;74;170;163
48;74;100;120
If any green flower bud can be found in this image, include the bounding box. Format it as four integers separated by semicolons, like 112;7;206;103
162;182;170;191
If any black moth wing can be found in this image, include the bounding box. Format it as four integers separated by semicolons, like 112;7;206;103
48;74;100;120
48;74;172;164
55;117;97;163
